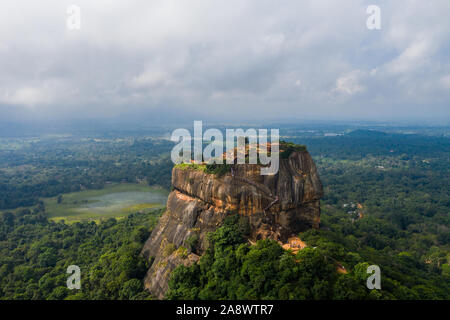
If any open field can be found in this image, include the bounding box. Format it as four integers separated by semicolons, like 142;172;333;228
44;183;168;223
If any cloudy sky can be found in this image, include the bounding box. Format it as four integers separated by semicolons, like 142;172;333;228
1;0;449;123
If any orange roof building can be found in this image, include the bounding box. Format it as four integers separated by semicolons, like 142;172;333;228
281;237;307;254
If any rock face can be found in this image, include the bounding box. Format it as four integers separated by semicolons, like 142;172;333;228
141;150;323;299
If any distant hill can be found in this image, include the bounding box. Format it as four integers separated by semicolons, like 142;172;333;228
346;129;388;137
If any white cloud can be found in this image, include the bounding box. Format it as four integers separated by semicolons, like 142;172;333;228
1;87;52;107
129;71;172;88
385;38;433;75
333;71;365;95
0;0;449;121
440;75;450;89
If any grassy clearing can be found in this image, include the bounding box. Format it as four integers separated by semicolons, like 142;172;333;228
174;162;231;177
175;163;208;172
43;183;168;224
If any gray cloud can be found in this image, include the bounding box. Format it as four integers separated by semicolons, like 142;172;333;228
0;0;449;122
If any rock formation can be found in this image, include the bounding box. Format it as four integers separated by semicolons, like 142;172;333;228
141;147;323;299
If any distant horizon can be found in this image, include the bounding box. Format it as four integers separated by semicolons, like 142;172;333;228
2;115;449;127
3;107;449;125
1;117;448;139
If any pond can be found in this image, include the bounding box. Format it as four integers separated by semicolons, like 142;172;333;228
76;190;168;215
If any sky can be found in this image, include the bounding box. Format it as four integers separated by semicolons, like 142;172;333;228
0;0;449;124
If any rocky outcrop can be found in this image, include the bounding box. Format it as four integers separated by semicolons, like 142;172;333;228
141;150;323;299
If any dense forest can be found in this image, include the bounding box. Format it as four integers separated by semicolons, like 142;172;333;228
0;207;162;299
168;130;449;299
0;137;173;209
168;215;448;299
0;128;448;299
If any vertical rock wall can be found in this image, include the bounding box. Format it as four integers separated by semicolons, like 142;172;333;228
141;150;323;299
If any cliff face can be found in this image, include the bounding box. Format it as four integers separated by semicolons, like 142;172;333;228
141;150;323;299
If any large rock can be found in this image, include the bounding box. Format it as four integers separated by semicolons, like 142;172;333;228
141;150;323;299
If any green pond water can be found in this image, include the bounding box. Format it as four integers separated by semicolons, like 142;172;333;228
76;191;168;214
